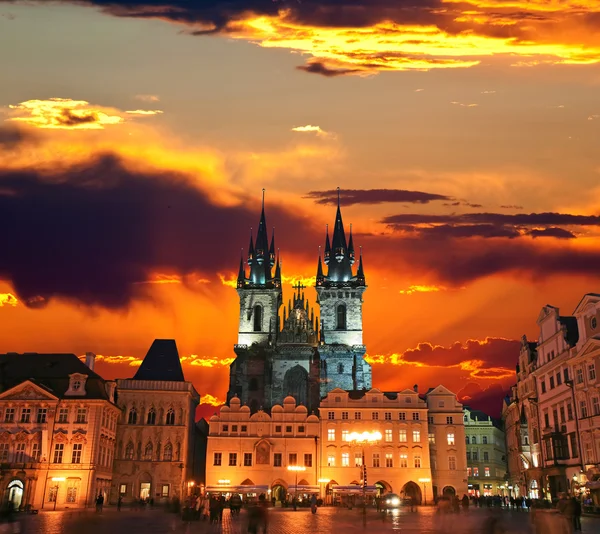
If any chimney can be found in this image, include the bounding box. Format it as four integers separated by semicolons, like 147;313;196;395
85;352;96;371
413;384;418;393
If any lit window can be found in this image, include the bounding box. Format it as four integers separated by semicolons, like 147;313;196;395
354;453;363;466
467;467;472;477
341;430;349;441
66;485;78;503
385;453;393;467
447;433;455;446
385;429;393;442
399;454;408;468
161;485;169;497
484;467;490;477
72;443;83;464
412;430;421;443
449;456;457;470
328;454;335;467
372;453;380;468
399;429;407;442
414;455;421;468
342;453;350;466
328;429;336;441
428;433;435;444
473;467;479;477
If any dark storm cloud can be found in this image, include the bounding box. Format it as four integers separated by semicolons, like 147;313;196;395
296;61;364;77
0;126;33;147
0;153;311;309
58;109;99;127
306;188;452;205
526;227;576;239
382;212;600;227
415;224;521;239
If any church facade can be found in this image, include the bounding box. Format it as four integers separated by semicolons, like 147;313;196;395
227;196;372;413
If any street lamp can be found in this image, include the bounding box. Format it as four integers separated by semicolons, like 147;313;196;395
418;478;431;505
51;477;65;511
345;431;382;527
287;466;306;510
318;478;330;504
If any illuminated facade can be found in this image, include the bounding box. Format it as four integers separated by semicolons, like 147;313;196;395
0;352;119;510
227;194;371;414
111;339;200;505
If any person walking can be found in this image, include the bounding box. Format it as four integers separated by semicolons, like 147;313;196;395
310;494;317;514
461;494;469;511
95;493;104;513
117;495;123;511
572;496;582;532
556;493;575;534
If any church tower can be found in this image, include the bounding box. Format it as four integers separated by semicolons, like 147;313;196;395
315;189;372;396
236;190;282;346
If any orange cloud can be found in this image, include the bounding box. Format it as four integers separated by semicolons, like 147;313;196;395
201;394;224;406
94;354;143;367
125;109;164;116
399;285;447;295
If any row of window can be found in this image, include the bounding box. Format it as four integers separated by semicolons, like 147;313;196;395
326;428;456;445
544;433;578;461
327;411;438;421
127;407;176;426
123;441;181;462
0;442;40;463
48;481;80;504
540;364;596;394
213;452;312;468
467;451;490;461
467;467;491;477
465;436;489;445
543;401;574;429
2;407;88;425
220;424;306;434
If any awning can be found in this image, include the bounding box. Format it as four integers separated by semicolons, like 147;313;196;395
206;485;269;493
332;485;379;493
288;485;320;492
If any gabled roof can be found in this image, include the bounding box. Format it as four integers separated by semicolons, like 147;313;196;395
0;353;109;400
425;384;456;396
572;293;600;316
133;339;185;382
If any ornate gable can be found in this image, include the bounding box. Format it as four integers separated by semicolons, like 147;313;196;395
0;380;58;402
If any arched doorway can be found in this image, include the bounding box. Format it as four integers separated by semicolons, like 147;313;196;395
7;480;24;510
401;481;422;504
271;479;288;503
375;480;392;496
138;472;152;501
283;365;308;407
326;480;338;505
442;486;456;498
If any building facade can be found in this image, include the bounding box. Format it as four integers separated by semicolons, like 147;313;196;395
464;407;507;497
110;339;200;505
206;386;467;504
227;196;371;414
0;352;119;510
205;395;320;501
503;294;600;504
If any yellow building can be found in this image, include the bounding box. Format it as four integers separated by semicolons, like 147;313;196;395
206;395;320;502
0;352;119;510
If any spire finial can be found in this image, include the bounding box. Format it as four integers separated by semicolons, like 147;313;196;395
262;188;265;210
337;186;341;207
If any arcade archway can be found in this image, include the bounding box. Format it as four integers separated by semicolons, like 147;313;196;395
442;486;456;497
271;479;288;503
375;480;392;495
7;480;24;510
401;481;422;504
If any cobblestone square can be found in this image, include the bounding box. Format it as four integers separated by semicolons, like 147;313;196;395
15;507;600;534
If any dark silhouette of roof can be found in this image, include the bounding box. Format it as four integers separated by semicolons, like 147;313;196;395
0;352;109;399
346;390;399;401
558;316;579;347
133;339;185;381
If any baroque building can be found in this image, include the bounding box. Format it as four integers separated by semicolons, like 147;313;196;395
110;339;201;504
463;407;507;497
227;194;371;413
0;352;119;509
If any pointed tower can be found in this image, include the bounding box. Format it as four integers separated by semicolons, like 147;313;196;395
314;187;370;396
235;190;282;346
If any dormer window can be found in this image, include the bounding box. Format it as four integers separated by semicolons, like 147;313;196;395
66;373;88;396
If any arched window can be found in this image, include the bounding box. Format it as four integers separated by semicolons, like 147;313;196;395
163;442;173;461
147;408;156;425
166;408;175;425
338;363;344;374
466;436;470;444
336;304;346;330
253;305;263;332
128;408;137;425
125;441;134;460
249;378;258;391
144;442;153;461
472;436;477;444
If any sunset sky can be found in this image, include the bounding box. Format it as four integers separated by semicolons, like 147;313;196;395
1;1;600;419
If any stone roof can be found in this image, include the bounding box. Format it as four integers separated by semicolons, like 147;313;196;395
0;352;109;400
133;339;185;382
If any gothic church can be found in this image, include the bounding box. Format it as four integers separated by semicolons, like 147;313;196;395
227;194;372;413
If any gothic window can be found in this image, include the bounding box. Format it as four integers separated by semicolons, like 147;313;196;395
144;442;153;461
164;443;173;461
125;441;134;460
253;305;263;332
128;408;137;425
147;408;156;425
166;408;175;425
338;363;344;374
249;378;258;391
336;304;347;330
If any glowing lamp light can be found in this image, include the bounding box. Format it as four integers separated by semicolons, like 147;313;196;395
318;478;331;484
345;431;382;443
287;465;307;472
51;477;66;482
418;478;431;483
218;479;230;485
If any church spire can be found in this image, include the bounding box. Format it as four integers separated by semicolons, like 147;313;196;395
316;246;324;286
357;246;366;285
248;189;273;285
274;249;281;282
237;249;246;289
324;224;330;265
327;187;353;283
348;223;355;265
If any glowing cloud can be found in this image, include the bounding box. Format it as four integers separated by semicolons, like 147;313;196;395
0;293;18;307
201;394;224;406
291;125;332;137
399;285;447;295
125;109;164;116
7;98;124;130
